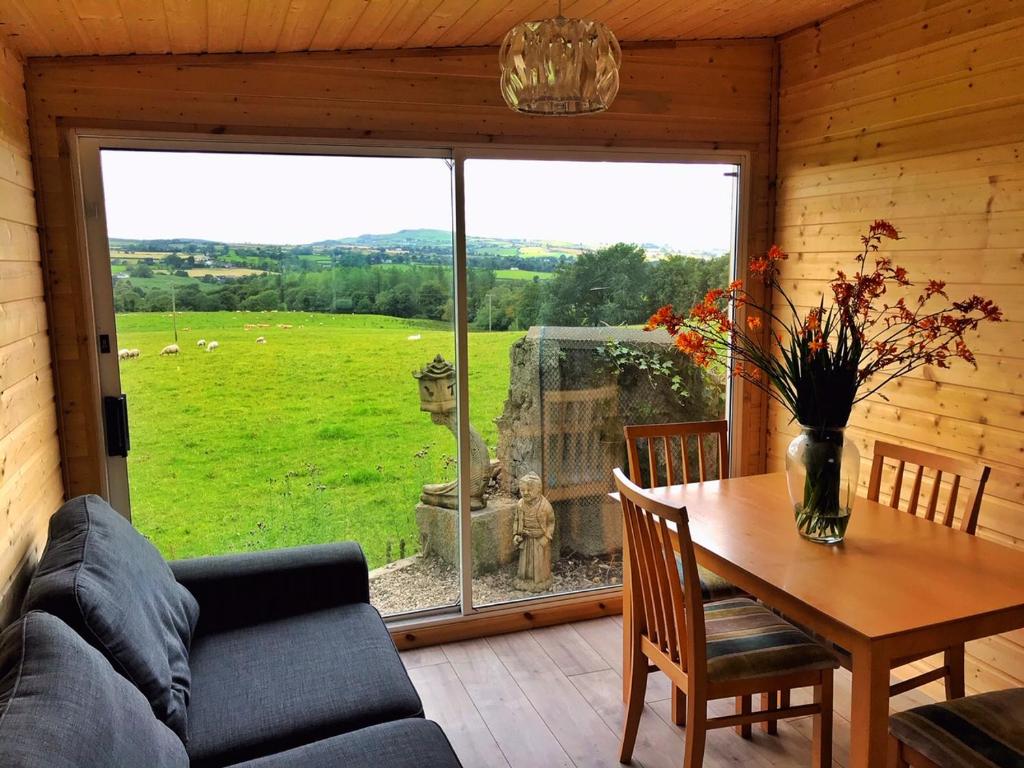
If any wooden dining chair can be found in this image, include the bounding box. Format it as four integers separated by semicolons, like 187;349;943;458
623;419;730;489
889;687;1024;767
867;440;993;701
614;468;838;767
623;421;786;734
623;421;740;602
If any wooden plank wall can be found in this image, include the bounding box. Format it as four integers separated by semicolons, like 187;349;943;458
0;43;64;626
23;41;777;501
770;0;1024;692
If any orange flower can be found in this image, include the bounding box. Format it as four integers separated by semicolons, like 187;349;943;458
750;244;787;279
808;336;827;355
728;279;744;292
674;330;716;367
804;309;821;332
869;220;900;240
645;305;683;335
746;315;762;331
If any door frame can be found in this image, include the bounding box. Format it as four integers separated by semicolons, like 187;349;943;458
70;128;751;627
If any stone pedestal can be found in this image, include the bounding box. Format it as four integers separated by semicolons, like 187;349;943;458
416;497;517;575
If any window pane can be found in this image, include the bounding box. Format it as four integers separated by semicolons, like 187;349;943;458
100;150;459;617
462;158;736;605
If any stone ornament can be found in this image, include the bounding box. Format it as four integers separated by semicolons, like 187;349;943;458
513;471;555;592
413;355;490;510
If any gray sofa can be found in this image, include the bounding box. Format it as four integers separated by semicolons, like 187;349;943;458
0;495;462;768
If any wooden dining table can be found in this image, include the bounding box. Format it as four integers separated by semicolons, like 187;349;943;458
616;472;1024;768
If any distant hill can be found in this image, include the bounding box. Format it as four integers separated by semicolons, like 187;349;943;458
311;228;454;249
110;230;727;261
110;237;220;251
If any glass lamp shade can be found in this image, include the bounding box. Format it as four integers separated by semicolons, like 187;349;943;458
499;16;622;115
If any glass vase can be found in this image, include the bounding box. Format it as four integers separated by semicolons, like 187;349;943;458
785;425;861;544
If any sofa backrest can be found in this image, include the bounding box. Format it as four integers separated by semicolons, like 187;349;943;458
21;494;200;741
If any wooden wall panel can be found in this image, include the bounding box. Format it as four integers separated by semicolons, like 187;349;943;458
24;41;776;511
771;0;1024;692
0;42;64;627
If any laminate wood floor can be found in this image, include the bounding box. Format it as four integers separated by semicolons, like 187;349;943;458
400;616;940;768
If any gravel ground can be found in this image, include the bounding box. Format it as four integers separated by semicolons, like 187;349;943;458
371;553;623;616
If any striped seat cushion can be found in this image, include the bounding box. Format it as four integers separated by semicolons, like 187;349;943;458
703;598;838;683
889;689;1024;768
675;555;745;602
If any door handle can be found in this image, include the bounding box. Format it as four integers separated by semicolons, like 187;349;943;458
103;394;130;457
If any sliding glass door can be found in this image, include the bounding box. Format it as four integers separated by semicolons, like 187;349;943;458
88;146;460;617
79;136;742;621
462;157;738;605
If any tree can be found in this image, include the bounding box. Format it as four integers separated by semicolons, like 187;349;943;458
542;243;649;326
649;254;730;317
241;289;281;311
417;282;448;320
374;285;416;318
143;288;172;312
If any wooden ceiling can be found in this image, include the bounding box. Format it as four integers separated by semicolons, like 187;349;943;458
0;1;864;58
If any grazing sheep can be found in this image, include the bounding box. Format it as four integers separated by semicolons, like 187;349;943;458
206;341;219;352
118;349;131;360
277;324;293;329
128;349;140;358
197;339;206;347
256;323;270;328
160;344;180;356
255;336;266;344
407;334;421;341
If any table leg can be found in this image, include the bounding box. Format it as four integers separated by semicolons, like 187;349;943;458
850;643;893;768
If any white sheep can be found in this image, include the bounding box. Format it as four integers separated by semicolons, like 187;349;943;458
160;344;180;356
118;349;130;360
197;339;206;347
206;341;219;352
255;336;266;344
128;349;140;358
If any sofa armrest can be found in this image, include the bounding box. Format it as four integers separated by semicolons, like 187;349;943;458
170;542;369;633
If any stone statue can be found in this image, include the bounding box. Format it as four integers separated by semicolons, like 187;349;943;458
413;355;490;510
512;471;555;592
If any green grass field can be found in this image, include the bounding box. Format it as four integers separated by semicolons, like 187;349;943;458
115;311;521;567
493;269;552;281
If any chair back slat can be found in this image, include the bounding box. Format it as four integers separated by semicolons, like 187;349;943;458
645;440;658;488
621;493;657;643
658;515;688;666
867;441;992;535
942;475;961;528
907;465;924;516
890;460;906;509
614;468;706;676
663;436;677;485
623;420;729;489
925;469;943;522
635;502;670;652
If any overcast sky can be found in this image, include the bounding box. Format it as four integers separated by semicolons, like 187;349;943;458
100;150;737;252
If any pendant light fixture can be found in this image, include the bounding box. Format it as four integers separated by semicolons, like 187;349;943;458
499;1;621;116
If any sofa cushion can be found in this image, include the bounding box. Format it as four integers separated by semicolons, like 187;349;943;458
229;719;462;768
21;494;199;741
186;602;423;767
0;611;189;768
